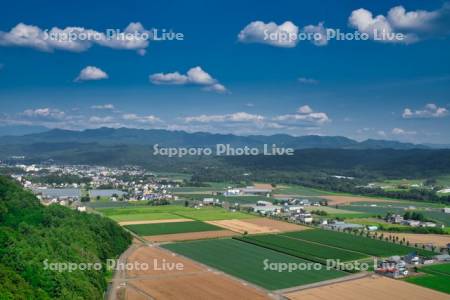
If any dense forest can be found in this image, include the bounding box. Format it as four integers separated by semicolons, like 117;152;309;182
0;176;132;299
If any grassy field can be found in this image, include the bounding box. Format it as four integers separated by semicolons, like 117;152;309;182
273;184;334;196
420;263;450;276
97;205;254;222
162;238;347;290
108;212;183;222
405;263;450;294
174;207;255;221
124;221;221;236
236;234;368;263
283;229;434;257
340;205;450;226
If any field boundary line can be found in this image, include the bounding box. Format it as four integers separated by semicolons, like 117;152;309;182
276;271;371;294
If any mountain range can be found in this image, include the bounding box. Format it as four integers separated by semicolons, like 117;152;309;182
0;127;430;150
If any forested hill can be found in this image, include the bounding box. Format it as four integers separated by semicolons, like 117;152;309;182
0;176;132;299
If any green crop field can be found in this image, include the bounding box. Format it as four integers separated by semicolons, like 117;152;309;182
406;263;450;294
96;205;254;222
236;234;368;263
283;229;434;257
108;212;183;222
405;273;450;294
162;238;347;290
174;207;255;221
124;221;221;236
273;184;334;196
420;263;450;276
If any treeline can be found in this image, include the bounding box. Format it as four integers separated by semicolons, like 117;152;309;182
0;176;132;299
191;168;450;204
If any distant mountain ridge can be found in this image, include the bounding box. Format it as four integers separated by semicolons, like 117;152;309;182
0;127;429;150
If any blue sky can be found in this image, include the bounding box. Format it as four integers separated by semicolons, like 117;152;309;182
0;0;449;143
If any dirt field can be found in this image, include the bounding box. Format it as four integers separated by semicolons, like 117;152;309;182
143;230;236;242
207;218;309;234
317;195;402;205
284;275;449;300
119;218;193;226
119;245;270;300
383;233;450;248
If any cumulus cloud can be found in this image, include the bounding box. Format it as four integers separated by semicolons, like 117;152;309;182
392;127;416;135
402;103;448;119
349;3;450;43
21;108;65;121
91;104;115;110
149;66;228;93
238;21;299;47
273;105;330;125
122;113;161;123
0;22;150;54
302;23;329;46
185;112;264;123
75;66;108;82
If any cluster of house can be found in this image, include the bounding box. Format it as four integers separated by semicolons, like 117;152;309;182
386;214;437;228
223;184;273;197
376;252;450;278
245;198;323;224
8;163;182;207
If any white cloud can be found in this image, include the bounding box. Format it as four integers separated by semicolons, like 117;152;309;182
75;66;108;82
122;113;160;123
0;22;150;54
185;112;264;123
387;6;439;31
149;72;188;85
298;105;313;114
377;130;387;137
274;105;330;125
89;116;115;124
238;21;299;47
298;77;319;84
392;127;416;135
149;66;228;93
203;83;228;94
302;23;328;46
349;3;450;43
402;103;448;119
22;108;65;121
186;66;215;85
91;104;115;110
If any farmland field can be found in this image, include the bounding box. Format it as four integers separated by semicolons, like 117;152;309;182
283;229;434;257
97;205;254;222
273;184;333;196
125;221;221;236
174;207;255;221
420;263;450;276
286;276;449;300
405;273;450;294
236;234;368;262
162;238;347;290
340;205;450;226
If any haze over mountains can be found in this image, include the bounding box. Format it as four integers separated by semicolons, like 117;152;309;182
0;127;431;150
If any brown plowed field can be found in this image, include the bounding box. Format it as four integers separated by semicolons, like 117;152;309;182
318;195;402;205
207;218;308;234
122;245;269;300
284;275;449;300
143;230;236;243
383;233;450;248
